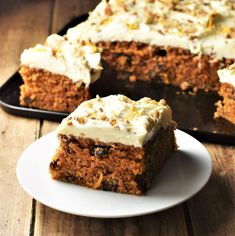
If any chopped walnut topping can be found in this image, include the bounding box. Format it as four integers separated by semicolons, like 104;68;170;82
99;113;107;121
122;96;132;103
206;13;221;29
109;119;117;126
100;17;113;26
51;48;57;56
67;120;73;126
116;0;127;11
220;25;234;39
89;112;98;120
76;117;86;124
127;127;132;132
157;29;165;35
145;12;158;24
80;40;86;46
105;4;113;16
149;100;158;105
189;35;198;40
125;111;138;121
127;22;139;30
230;69;235;76
86;102;93;108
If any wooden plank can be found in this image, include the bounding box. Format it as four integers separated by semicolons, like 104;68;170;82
188;143;235;236
35;190;188;236
0;0;53;86
0;112;39;235
0;0;53;235
52;0;100;33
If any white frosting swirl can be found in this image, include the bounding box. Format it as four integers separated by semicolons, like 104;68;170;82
67;0;235;59
218;63;235;87
56;95;173;147
20;34;102;87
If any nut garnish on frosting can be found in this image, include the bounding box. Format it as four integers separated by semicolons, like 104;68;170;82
56;95;173;147
67;0;235;59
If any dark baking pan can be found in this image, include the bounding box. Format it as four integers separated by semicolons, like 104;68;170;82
0;14;235;145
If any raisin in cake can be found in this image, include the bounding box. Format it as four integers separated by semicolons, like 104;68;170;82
49;94;177;195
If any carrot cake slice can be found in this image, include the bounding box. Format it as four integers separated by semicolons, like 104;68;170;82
215;64;235;124
49;95;177;195
67;0;235;91
19;34;102;113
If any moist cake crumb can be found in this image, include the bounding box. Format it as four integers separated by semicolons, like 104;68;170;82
19;34;102;113
49;95;177;195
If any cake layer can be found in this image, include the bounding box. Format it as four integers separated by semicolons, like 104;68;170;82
99;41;234;91
215;83;235;124
21;34;102;87
50;125;176;195
215;64;235;124
67;0;235;60
19;66;90;113
56;95;173;147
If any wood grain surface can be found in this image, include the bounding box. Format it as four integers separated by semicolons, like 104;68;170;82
0;1;234;236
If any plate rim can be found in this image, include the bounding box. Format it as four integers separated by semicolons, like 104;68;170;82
16;129;212;218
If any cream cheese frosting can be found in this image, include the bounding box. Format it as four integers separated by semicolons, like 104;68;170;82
56;95;173;147
217;63;235;87
67;0;235;59
20;34;102;87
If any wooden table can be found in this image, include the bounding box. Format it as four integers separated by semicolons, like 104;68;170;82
0;1;234;235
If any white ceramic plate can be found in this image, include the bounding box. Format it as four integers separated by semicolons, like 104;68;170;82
17;129;212;218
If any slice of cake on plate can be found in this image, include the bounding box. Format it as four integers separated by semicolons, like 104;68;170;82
19;34;102;113
67;0;235;91
215;64;235;124
49;94;177;195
